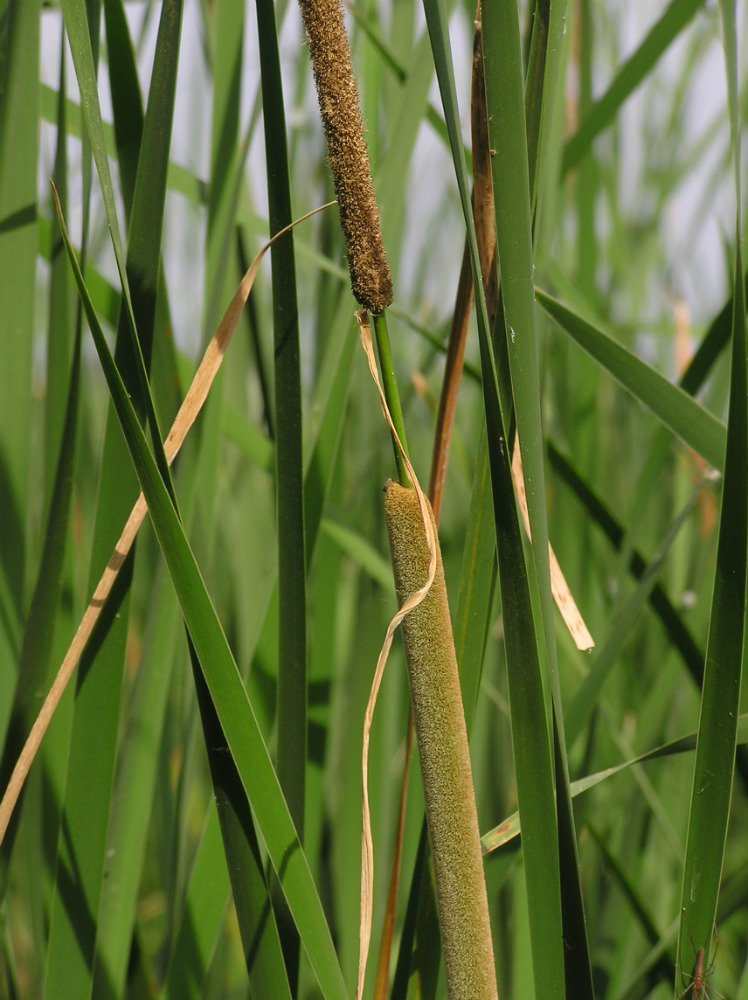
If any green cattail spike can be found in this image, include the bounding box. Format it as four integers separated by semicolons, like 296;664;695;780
297;0;393;313
384;481;498;1000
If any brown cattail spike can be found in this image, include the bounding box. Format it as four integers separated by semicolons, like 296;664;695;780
297;0;393;313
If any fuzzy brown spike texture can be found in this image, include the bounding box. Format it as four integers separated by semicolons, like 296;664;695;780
384;482;498;1000
297;0;393;313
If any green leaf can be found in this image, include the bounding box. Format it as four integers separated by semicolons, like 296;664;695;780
481;713;748;854
677;0;747;979
102;0;144;217
45;6;183;997
0;0;40;715
537;287;727;471
481;0;567;991
0;28;73;895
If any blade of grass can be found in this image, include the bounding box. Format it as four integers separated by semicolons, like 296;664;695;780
0;334;81;891
520;6;599;989
676;0;746;978
187;631;295;1000
537;287;727;472
44;34;76;515
523;0;550;206
0;0;40;733
44;7;182;997
257;0;307;847
60;0;175;487
481;1;571;994
482;0;556;673
256;0;308;986
94;560;184;1000
103;0;144;216
202;0;245;336
0;30;73;896
59;0;134;329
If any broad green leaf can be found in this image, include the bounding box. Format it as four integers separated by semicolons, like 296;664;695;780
537;287;726;471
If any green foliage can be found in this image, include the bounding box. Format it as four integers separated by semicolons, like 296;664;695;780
0;1;746;999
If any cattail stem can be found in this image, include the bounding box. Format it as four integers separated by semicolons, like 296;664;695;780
384;482;498;1000
297;0;392;312
373;311;410;485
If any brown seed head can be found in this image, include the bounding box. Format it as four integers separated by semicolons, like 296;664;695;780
297;0;393;312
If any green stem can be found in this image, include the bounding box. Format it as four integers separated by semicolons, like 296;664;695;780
373;311;411;487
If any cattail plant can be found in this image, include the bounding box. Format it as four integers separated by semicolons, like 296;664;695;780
2;4;745;1000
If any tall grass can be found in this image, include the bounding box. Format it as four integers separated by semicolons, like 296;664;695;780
0;1;746;999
